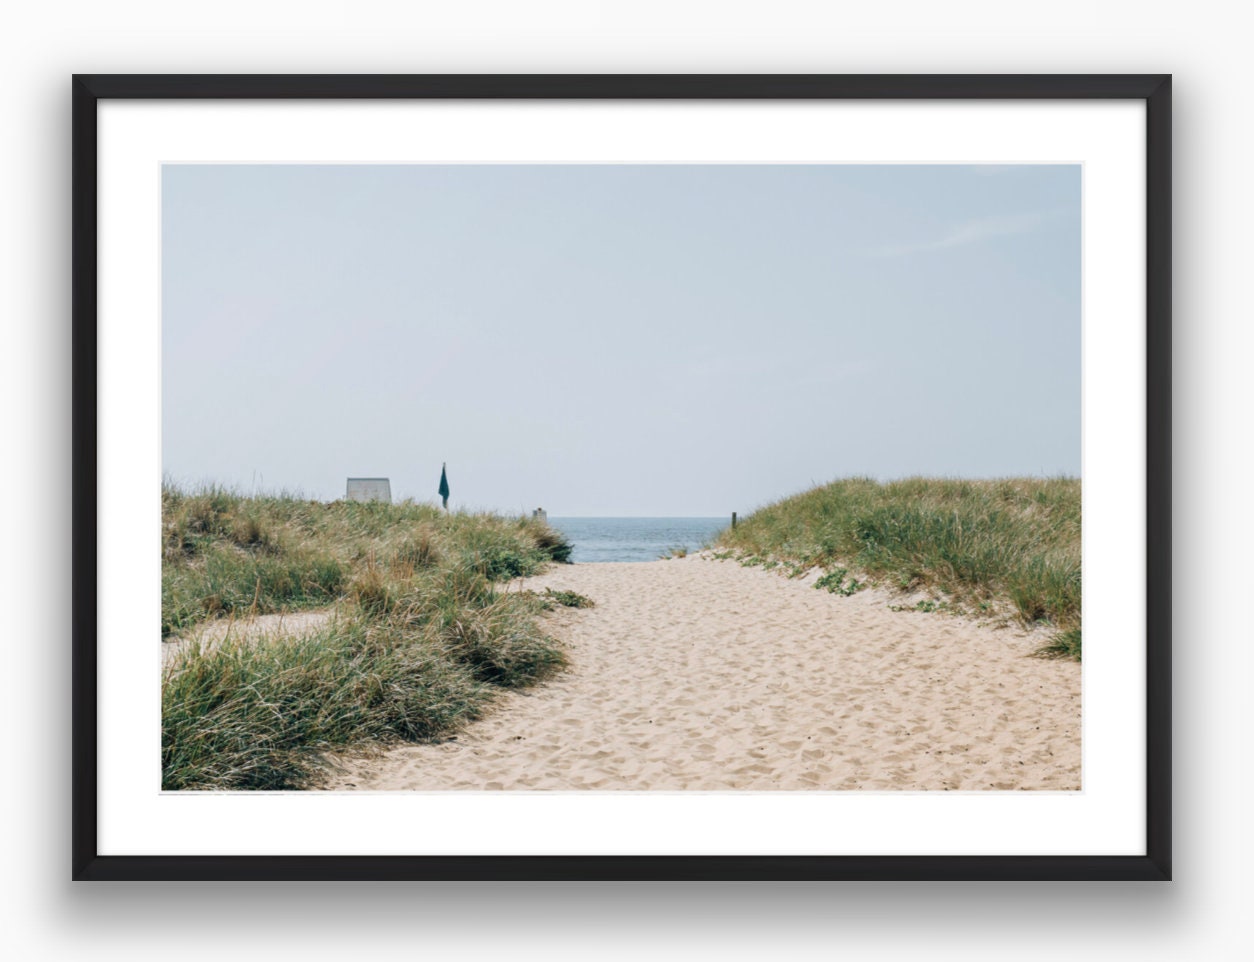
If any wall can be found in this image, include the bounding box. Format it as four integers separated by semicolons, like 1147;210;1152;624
2;2;1246;958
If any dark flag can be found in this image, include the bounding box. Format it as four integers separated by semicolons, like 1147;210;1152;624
438;463;450;510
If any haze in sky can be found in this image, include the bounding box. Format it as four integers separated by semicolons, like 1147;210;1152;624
162;164;1080;516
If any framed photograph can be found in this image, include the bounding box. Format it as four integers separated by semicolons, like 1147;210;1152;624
73;74;1170;880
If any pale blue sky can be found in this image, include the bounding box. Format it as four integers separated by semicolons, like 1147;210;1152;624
162;164;1080;516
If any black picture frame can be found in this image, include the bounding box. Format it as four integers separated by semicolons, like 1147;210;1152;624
73;73;1171;882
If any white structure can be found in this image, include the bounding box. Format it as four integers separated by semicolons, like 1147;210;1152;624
532;507;547;523
346;477;392;503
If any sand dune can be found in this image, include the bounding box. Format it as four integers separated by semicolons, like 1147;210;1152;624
161;607;343;669
318;556;1080;791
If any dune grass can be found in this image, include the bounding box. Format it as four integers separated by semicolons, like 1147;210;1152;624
539;588;596;609
162;484;573;789
162;484;570;635
718;477;1081;659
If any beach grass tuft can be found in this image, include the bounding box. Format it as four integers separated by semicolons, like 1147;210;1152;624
542;588;595;609
718;477;1081;659
1036;626;1083;660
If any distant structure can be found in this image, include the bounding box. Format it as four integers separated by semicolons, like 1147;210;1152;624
532;507;547;523
346;477;392;503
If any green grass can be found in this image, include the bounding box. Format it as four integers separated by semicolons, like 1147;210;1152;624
162;484;572;636
1037;626;1083;660
162;483;574;789
540;588;595;609
717;477;1081;659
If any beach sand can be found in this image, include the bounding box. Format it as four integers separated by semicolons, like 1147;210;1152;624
161;607;343;669
318;556;1080;791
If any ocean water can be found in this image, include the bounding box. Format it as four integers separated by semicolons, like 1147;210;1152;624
547;517;730;563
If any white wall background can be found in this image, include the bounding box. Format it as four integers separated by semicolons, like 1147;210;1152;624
1;1;1246;958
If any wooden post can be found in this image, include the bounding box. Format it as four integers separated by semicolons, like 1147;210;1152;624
732;512;737;528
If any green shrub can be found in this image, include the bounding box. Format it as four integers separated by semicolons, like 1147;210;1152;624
542;588;595;608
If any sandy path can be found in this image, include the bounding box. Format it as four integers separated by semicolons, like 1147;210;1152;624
320;557;1080;791
161;607;344;669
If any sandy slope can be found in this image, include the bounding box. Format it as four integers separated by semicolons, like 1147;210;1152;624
318;557;1080;791
161;607;343;669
